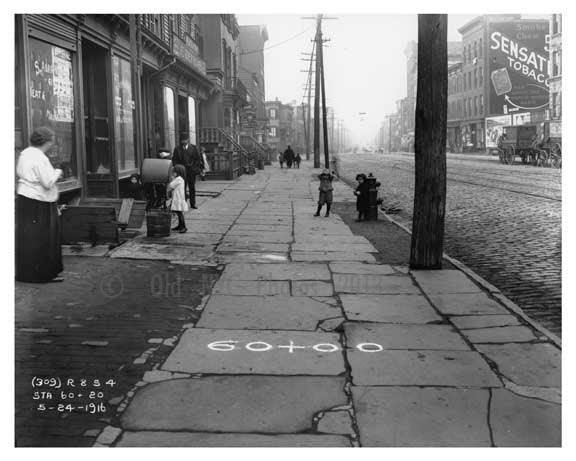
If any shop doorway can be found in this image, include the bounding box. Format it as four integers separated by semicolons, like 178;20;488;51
178;94;189;141
82;40;114;197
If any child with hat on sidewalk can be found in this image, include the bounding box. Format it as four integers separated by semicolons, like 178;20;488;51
314;169;335;217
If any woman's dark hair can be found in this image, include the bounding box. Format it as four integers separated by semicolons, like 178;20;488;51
129;173;141;183
173;164;186;178
30;127;55;147
356;173;367;181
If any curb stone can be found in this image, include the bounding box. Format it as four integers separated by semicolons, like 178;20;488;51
381;211;561;349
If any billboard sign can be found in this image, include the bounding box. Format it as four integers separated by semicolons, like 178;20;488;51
488;20;550;115
485;115;511;148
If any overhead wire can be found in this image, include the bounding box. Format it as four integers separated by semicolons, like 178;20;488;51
239;25;315;56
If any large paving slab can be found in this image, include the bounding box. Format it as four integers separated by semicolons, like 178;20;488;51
109;241;213;262
196;295;340;330
301;235;372;245
333;274;422;295
162;328;345;375
427;293;509;315
330;263;396;275
450;315;522;330
348;350;502;387
221;263;331;281
231;224;293;232
352;387;491;446
117;432;351;447
211;279;291;296
344;323;470;350
215;252;290;264
292;281;334;297
235;219;292;226
292;243;378;253
217;242;290;253
136;234;223;246
461;326;538;343
292;252;377;263
175;223;232;233
221;235;292;244
475;343;561;387
490;389;561;446
411;270;482;294
340;294;442;324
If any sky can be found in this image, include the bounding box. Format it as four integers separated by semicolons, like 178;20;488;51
237;14;549;146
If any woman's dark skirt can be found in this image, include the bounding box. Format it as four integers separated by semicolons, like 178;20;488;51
15;195;63;282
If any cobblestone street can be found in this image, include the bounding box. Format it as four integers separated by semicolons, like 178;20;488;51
337;152;562;336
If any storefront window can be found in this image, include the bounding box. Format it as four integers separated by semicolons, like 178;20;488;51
112;56;135;172
188;96;196;144
29;38;77;181
163;87;176;153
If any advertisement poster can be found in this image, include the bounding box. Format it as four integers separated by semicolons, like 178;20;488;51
488;20;549;115
29;38;76;179
512;112;531;125
485;115;511;148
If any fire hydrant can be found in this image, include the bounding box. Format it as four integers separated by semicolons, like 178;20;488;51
365;173;381;221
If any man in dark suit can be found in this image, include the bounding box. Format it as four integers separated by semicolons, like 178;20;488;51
172;134;204;209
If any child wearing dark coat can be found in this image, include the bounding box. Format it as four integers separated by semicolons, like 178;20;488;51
354;173;370;221
314;169;334;217
126;173;144;200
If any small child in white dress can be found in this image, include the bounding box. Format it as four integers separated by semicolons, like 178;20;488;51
167;164;189;233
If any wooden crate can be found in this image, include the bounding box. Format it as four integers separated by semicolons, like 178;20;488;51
80;198;146;229
61;206;118;245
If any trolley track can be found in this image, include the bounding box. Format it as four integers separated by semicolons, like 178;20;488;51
386;161;562;202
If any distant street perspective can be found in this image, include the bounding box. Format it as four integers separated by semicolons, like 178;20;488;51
338;151;562;335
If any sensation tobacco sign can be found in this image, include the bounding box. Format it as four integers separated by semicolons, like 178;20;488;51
488;20;550;115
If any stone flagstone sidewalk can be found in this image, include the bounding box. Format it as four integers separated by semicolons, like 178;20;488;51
99;162;561;447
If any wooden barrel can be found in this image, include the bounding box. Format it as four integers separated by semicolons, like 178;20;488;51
141;158;173;184
146;210;172;237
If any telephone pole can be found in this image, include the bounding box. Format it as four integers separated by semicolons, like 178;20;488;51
409;14;448;270
301;44;315;161
313;16;322;168
303;14;336;168
319;33;330;168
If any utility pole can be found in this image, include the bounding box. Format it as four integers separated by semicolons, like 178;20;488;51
319;35;330;168
330;109;335;153
301;44;315;161
388;115;392;153
303;14;335;168
301;102;307;157
313;16;322;168
409;14;448;270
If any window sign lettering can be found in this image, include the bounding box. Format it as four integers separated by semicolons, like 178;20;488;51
112;56;136;172
29;38;77;180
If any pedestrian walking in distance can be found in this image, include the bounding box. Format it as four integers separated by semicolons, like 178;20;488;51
278;152;284;169
354;173;369;221
295;153;302;168
284;145;295;168
168;164;189;233
314;169;335;217
15;127;64;283
172;134;203;209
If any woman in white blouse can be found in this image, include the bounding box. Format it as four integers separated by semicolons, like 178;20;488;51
15;127;64;282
